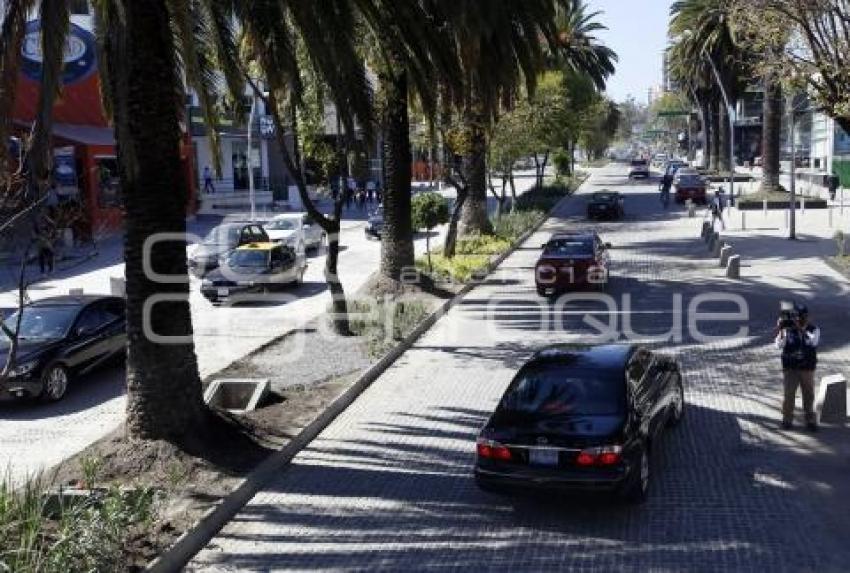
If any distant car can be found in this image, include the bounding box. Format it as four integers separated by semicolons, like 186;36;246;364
188;223;270;277
652;153;669;168
0;295;126;402
474;344;685;503
628;159;650;179
535;231;611;296
263;213;325;251
673;170;708;204
365;206;384;239
587;191;625;220
201;242;307;304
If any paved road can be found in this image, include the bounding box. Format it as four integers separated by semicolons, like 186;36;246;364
0;173;541;483
191;164;850;571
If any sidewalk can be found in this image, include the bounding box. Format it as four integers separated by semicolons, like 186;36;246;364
188;166;850;571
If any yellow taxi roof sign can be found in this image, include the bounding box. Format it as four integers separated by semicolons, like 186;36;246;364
236;242;278;251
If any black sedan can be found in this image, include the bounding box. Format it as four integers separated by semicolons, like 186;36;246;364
0;295;126;402
587;191;625;220
474;344;684;503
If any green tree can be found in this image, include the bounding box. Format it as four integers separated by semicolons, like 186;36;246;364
411;192;449;272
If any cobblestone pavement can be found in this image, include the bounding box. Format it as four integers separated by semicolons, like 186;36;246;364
190;165;850;572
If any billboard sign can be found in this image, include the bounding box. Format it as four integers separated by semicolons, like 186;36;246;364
53;146;78;190
21;21;97;86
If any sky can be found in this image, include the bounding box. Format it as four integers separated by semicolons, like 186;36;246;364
588;0;674;104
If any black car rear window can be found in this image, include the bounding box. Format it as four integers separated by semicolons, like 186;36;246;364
677;175;703;186
631;160;646;166
543;238;593;256
499;364;625;416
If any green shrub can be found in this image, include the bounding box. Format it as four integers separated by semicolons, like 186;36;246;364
456;234;512;255
493;210;544;241
552;150;571;176
0;473;158;573
348;298;431;357
415;253;490;284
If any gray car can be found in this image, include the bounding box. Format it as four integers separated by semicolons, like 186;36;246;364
188;223;269;276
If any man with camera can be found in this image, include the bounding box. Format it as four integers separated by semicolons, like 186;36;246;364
774;302;820;431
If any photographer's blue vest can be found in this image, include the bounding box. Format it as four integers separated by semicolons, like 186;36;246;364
781;325;818;370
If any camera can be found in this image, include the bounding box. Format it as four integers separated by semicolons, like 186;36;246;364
779;301;799;329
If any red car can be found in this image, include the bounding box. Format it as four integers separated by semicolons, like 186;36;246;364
673;170;708;204
535;232;611;296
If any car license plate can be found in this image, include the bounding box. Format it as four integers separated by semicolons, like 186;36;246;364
217;288;229;297
529;448;559;466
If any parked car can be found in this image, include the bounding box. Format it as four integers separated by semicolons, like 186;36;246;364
201;242;306;304
673;169;708;204
0;295;126;402
365;206;384;239
535;231;611;296
263;212;325;251
188;223;269;276
587;191;625;220
474;344;685;503
628;159;650;179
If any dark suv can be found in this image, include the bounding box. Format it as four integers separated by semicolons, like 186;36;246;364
474;344;684;503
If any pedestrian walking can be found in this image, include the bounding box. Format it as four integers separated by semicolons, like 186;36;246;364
203;166;215;194
711;188;726;230
34;216;55;274
375;182;383;205
357;189;366;211
366;179;375;203
659;173;672;208
827;173;839;202
344;187;353;210
775;303;820;431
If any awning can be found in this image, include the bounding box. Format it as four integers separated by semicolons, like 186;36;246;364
52;123;115;146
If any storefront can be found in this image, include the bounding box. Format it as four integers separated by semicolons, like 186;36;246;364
10;19;197;233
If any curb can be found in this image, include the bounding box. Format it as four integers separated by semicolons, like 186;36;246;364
145;177;587;572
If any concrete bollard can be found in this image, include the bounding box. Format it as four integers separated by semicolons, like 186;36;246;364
711;239;724;257
816;374;846;425
719;245;733;266
707;232;719;251
701;220;711;238
687;200;696;218
109;276;126;297
68;288;84;296
726;255;741;279
763;198;768;216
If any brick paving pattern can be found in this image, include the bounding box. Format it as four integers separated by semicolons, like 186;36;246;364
190;167;850;572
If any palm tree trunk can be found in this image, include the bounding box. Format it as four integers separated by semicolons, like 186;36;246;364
0;2;28;178
760;76;782;193
717;102;731;173
709;99;721;172
443;186;468;258
378;65;414;281
116;0;204;440
459;92;492;236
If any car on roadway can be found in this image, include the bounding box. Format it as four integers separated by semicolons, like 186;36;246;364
0;295;126;402
365;206;384;239
188;223;270;277
535;231;611;296
586;191;624;220
628;159;650;179
652;153;669;168
200;241;306;304
673;169;708;204
263;212;326;251
474;344;685;503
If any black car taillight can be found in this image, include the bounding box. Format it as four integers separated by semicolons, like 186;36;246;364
476;438;512;461
574;445;622;467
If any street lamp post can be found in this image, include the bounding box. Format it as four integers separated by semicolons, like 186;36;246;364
789;106;797;239
247;93;257;222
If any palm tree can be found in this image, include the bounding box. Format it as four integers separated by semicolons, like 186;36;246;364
0;0;251;440
235;0;374;333
670;0;748;173
353;1;461;285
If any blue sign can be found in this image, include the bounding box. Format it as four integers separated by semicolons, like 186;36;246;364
53;147;78;189
20;21;97;85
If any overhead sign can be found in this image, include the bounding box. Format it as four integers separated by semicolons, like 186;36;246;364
259;116;276;138
21;21;97;85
